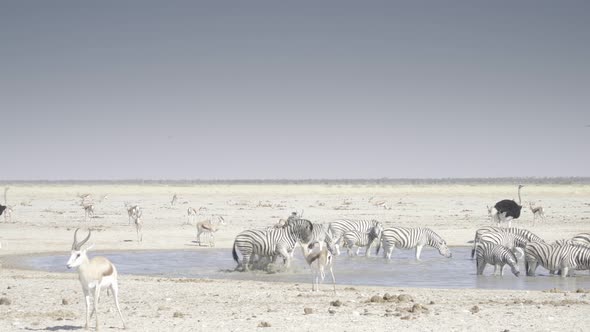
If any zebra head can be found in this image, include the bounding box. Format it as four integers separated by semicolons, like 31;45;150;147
427;229;452;258
436;240;452;258
287;218;314;243
506;251;520;277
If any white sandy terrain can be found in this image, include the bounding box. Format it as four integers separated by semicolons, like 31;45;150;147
0;183;589;331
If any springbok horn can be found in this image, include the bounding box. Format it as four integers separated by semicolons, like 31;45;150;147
72;228;81;250
76;230;92;250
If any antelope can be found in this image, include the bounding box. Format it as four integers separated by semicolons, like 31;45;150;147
528;202;546;225
125;204;139;225
66;229;125;330
83;204;95;222
196;215;225;247
171;194;178;206
133;208;144;242
304;241;336;293
3;187;13;223
369;197;390;210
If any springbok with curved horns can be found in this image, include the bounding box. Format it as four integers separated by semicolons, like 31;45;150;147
66;229;126;330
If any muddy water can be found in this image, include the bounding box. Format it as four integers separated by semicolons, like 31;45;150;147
16;246;590;291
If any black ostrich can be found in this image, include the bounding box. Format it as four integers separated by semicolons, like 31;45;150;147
491;184;524;228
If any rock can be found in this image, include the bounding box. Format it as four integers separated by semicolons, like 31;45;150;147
61;299;69;305
304;308;313;315
410;304;429;313
370;295;384;303
470;305;480;314
397;294;414;303
330;300;342;307
383;293;398;302
328;309;336;315
400;315;411;320
258;322;271;327
173;312;185;318
0;297;11;305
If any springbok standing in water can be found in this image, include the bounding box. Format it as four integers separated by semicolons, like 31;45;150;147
66;229;126;330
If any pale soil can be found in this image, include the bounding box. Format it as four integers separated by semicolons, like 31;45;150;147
0;183;589;331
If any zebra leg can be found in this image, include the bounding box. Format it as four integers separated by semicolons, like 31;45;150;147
560;267;569;278
476;258;486;275
355;246;361;256
242;254;251;272
499;264;504;277
415;245;424;261
385;243;394;259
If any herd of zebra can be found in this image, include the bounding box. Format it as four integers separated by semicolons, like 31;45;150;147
232;213;451;273
231;212;590;283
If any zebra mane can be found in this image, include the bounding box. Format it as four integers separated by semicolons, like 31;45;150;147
424;228;444;246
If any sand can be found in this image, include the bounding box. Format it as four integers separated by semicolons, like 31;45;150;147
0;183;589;331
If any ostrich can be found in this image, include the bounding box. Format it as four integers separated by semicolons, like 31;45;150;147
528;201;545;225
490;185;524;228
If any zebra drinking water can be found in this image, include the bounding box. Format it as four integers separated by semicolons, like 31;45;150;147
379;227;452;260
342;224;383;257
471;226;543;259
524;241;580;277
475;241;520;277
232;220;313;271
328;219;382;255
478;231;528;259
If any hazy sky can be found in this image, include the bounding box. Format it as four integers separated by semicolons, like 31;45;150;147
1;1;589;180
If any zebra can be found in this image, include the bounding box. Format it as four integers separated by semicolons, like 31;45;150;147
552;238;590;248
524;241;579;277
478;231;528;259
302;223;336;256
470;226;544;259
341;224;383;257
232;220;313;271
475;241;520;277
379;227;452;260
328;219;382;255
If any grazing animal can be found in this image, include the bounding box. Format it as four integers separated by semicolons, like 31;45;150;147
171;194;178;206
232;220;313;271
125;204;139;225
470;226;543;259
328;219;382;255
83;204;95;222
132;208;143;242
476;241;520;276
196;215;225;247
300;222;335;256
478;231;528;259
342;224;383;257
66;229;126;330
490;185;524;227
528;202;545;225
379;227;452;260
304;241;336;293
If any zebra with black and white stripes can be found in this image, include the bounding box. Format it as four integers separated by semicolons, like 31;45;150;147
379;227;452;260
471;226;543;259
478;231;528;259
232;220;313;271
342;224;383;257
524;241;579;277
475;241;520;276
553;233;590;248
328;219;382;255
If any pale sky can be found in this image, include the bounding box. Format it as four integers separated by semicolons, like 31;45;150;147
1;1;589;180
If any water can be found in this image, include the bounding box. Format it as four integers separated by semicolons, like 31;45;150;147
16;247;590;291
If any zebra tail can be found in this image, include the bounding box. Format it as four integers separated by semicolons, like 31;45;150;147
232;240;239;263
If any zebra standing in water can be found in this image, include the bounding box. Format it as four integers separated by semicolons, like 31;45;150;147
475;241;520;276
524;241;580;277
379;227;452;260
471;226;543;259
478;231;528;259
328;219;382;255
232;220;313;271
342;224;383;257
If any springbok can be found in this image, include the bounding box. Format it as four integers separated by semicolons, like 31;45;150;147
66;229;126;330
125;204;139;225
133;208;144;242
528;202;546;225
304;241;336;293
171;194;178;206
196;215;225;247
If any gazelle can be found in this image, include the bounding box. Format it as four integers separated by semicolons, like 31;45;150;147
528;201;546;225
196;215;225;247
133;208;144;242
304;241;336;293
66;229;126;330
171;194;178;206
125;204;139;225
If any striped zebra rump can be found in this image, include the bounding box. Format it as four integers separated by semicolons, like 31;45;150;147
342;225;382;256
475;241;520;276
571;233;590;247
479;231;527;258
471;227;543;259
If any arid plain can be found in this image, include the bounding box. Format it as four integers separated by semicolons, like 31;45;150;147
0;182;589;331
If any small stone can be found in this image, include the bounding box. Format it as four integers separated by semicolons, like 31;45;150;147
470;305;480;314
258;321;271;328
0;297;11;305
370;295;384;303
61;299;69;305
330;300;342;307
304;308;313;315
397;294;414;303
400;315;411;320
173;312;185;318
328;309;336;314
